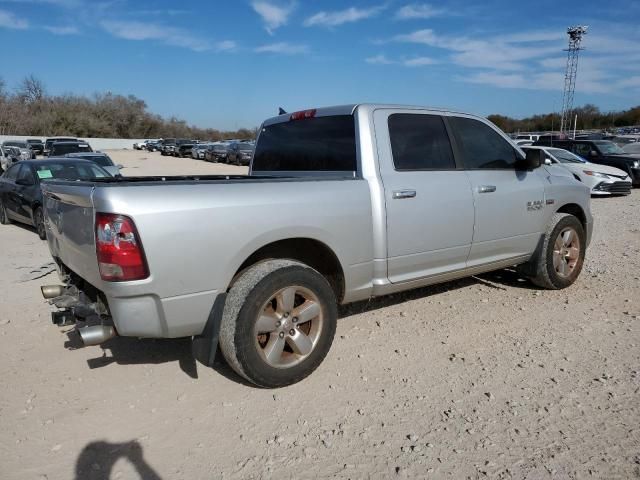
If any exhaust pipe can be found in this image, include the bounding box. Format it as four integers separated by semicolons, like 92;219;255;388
41;285;65;299
78;325;116;346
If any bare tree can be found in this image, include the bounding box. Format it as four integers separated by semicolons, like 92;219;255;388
17;75;46;103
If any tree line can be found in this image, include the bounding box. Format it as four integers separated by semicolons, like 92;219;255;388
0;75;256;140
488;104;640;133
1;75;639;138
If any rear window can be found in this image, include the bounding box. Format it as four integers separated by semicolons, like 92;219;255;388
52;144;92;155
253;115;357;172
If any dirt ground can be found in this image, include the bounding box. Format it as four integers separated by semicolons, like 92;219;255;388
0;150;639;479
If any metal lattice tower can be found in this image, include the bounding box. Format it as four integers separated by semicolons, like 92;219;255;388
560;26;588;134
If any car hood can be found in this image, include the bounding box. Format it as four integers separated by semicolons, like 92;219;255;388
563;161;629;178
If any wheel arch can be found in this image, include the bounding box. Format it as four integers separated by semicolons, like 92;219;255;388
556;203;586;231
231;237;346;303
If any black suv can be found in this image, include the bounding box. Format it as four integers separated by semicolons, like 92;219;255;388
533;138;640;186
172;139;194;157
49;141;93;157
26;139;45;156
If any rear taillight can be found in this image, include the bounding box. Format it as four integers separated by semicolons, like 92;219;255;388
96;213;149;282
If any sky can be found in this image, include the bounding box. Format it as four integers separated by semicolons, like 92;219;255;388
0;0;639;130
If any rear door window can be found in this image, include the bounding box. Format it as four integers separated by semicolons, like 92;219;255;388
450;117;520;169
388;114;455;170
253;115;357;172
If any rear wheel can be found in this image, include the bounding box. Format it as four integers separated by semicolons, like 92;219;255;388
529;213;585;289
219;260;337;388
34;207;46;240
0;199;11;225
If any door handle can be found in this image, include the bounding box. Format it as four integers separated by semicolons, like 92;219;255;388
392;190;417;199
477;185;496;193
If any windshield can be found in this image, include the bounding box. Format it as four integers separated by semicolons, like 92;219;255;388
595;141;625;155
237;143;254;151
548;148;587;164
213;145;227;151
27;139;42;144
34;163;109;180
4;141;28;148
70;154;112;167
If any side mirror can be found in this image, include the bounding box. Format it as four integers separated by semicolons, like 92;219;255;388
589;150;598;157
544;158;553;166
520;149;543;170
117;164;124;169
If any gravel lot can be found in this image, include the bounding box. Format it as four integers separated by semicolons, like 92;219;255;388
1;150;639;479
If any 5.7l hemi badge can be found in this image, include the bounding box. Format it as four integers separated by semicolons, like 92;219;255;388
527;200;544;211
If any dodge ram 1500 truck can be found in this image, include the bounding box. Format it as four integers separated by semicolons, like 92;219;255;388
37;104;593;387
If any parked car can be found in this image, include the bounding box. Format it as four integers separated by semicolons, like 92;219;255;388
227;142;255;166
533;138;640;186
523;146;631;196
160;138;176;156
515;134;540;142
39;104;592;388
191;143;210;160
44;137;77;156
0;159;111;239
175;143;195;158
172;139;194;157
146;140;163;152
26;139;45;156
49;141;93;157
64;152;123;177
0;146;22;173
133;140;150;150
204;143;230;162
2;140;34;159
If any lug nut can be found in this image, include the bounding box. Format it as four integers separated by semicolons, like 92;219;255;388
289;329;295;336
279;332;285;338
276;321;281;327
284;312;289;318
292;317;298;323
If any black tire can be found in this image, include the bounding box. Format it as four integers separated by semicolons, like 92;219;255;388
0;199;11;225
219;260;337;388
34;207;46;240
529;213;585;289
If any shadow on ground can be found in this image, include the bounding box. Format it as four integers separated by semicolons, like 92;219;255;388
75;440;162;480
64;267;536;385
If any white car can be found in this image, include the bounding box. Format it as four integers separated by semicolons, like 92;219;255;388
524;146;632;196
133;140;150;150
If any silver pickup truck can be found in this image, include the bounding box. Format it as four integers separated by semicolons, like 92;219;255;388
40;104;593;387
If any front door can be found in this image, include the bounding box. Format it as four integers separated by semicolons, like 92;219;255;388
448;115;547;266
374;109;475;283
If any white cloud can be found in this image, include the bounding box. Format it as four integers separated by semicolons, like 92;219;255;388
0;9;29;29
44;25;79;35
365;54;438;67
366;54;394;65
215;40;237;52
395;3;447;20
255;42;308;54
304;5;386;27
393;28;561;71
403;56;437;67
100;20;212;52
251;1;295;34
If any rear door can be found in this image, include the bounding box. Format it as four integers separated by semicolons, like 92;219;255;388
374;109;475;283
1;164;22;219
448;115;547;266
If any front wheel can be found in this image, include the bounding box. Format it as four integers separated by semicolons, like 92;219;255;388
219;260;337;388
34;207;46;240
529;213;585;289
